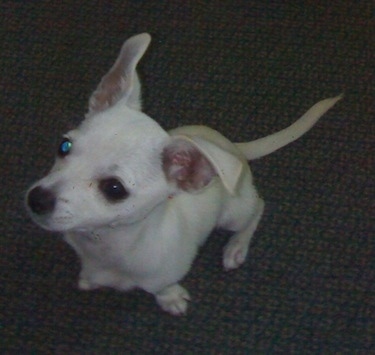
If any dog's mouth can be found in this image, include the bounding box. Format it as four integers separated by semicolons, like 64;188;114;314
27;209;75;232
27;202;121;234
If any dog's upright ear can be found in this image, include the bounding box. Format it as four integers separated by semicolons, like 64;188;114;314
87;33;151;116
162;135;243;195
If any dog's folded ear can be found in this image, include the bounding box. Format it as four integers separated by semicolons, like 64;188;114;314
162;135;243;195
87;33;151;116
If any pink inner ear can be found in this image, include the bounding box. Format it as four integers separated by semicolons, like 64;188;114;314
89;65;126;114
163;141;216;192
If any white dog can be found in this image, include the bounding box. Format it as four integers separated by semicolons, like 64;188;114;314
26;33;342;315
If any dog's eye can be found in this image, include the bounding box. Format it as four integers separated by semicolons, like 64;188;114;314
99;178;128;202
58;138;72;157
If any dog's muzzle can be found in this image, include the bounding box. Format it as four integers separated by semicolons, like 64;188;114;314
27;186;56;215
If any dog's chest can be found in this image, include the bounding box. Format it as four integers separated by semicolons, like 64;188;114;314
65;232;122;266
64;229;162;275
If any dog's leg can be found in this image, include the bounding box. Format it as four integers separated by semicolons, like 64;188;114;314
78;278;100;290
223;197;264;271
154;283;191;316
78;270;136;291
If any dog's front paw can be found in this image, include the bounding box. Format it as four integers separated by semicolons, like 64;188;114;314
155;284;191;316
78;278;99;290
223;235;249;271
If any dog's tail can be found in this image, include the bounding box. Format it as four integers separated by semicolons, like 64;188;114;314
236;94;343;160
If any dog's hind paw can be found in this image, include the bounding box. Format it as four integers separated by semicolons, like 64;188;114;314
223;235;249;271
155;284;191;316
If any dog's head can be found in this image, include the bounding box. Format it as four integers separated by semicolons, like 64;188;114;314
26;33;243;233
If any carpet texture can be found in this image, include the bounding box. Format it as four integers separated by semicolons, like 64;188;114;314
2;1;374;353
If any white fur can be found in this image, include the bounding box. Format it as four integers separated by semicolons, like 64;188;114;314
26;33;342;315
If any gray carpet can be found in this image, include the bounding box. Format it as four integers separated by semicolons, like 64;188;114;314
2;1;374;352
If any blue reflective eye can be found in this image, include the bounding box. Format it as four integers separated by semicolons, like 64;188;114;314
58;138;72;157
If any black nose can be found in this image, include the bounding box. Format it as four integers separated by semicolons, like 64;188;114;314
27;186;56;215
